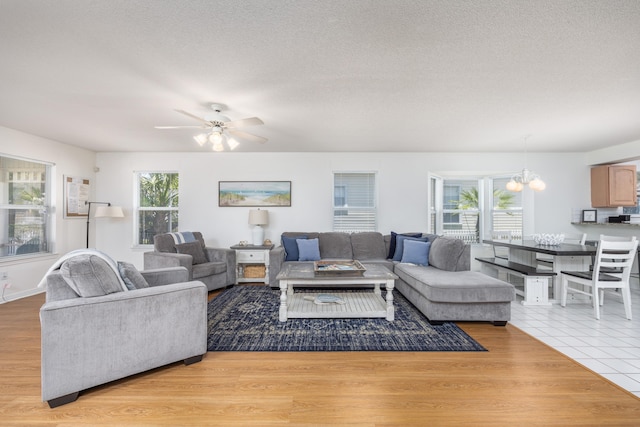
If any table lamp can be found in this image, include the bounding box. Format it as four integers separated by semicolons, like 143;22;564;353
248;209;269;246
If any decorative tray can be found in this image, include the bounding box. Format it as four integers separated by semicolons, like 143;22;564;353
313;260;366;277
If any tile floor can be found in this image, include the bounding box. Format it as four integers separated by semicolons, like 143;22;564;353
509;284;640;398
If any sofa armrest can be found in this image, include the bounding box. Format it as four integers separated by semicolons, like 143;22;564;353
205;247;236;285
40;281;207;402
141;266;189;287
144;252;193;277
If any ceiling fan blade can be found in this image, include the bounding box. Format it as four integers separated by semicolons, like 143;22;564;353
224;117;264;128
154;125;204;129
228;129;268;144
174;109;212;126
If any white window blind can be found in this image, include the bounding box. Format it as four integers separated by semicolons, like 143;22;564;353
333;172;376;232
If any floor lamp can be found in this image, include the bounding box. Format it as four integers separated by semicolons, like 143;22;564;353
86;201;124;248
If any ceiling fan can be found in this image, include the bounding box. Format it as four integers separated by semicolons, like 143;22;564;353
155;104;267;151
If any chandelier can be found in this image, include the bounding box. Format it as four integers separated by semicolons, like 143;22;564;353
506;136;546;192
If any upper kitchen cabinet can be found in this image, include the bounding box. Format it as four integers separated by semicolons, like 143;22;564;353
591;164;637;207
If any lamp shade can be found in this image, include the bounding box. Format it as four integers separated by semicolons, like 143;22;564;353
94;206;124;218
248;209;268;225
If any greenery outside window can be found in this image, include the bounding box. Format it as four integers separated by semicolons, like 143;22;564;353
491;177;521;239
135;172;179;245
333;172;377;232
0;155;52;258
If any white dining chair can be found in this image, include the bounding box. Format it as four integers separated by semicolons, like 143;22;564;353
560;236;638;320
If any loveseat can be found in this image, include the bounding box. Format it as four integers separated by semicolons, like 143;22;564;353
40;251;207;407
270;232;515;325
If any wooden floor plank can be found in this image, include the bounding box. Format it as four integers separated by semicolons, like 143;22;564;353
0;287;638;426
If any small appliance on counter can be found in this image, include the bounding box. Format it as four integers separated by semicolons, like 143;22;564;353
608;215;631;223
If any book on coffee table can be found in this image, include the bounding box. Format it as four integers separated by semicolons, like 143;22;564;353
303;294;346;305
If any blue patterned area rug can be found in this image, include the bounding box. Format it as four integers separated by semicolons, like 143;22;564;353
207;286;486;352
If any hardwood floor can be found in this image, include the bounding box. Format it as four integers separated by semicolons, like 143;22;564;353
1;288;639;426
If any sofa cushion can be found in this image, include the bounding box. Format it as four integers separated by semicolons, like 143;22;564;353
388;231;422;259
176;241;208;264
282;234;307;261
154;231;206;253
298;238;321;261
429;237;466;271
401;240;431;266
318;232;353;259
351;232;387;260
392;235;429;261
117;261;149;290
60;255;124;297
192;261;227;279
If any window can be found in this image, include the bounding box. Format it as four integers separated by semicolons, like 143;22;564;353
135;172;179;245
491;177;522;239
442;179;480;243
0;155;52;258
333;172;376;232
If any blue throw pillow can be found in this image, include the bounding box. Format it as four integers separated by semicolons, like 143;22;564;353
282;235;307;261
401;240;431;266
388;231;423;259
297;238;321;261
392;235;429;261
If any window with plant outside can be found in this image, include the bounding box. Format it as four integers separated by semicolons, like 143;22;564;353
136;172;179;245
0;155;52;258
441;178;518;243
333;172;377;232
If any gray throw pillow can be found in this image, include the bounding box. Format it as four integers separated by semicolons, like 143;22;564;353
117;261;149;290
176;241;208;264
429;237;465;271
60;255;123;297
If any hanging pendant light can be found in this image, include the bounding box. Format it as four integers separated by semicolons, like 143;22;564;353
506;136;546;192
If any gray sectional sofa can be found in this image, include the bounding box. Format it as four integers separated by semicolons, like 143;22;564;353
270;231;515;325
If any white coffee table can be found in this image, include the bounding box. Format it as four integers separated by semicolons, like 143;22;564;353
276;262;397;322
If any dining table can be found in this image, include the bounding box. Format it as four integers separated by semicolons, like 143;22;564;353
482;239;596;303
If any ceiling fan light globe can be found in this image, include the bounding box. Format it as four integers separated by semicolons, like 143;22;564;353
209;131;223;144
227;138;240;150
194;134;208;146
212;141;224;152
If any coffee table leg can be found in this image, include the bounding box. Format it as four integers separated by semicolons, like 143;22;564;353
279;280;288;322
385;280;395;321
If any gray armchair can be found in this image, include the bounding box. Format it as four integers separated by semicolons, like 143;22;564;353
40;254;207;408
144;232;235;291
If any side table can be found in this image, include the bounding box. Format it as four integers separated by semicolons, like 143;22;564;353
231;244;274;285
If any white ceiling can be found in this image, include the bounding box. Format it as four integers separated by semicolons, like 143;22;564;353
1;0;639;153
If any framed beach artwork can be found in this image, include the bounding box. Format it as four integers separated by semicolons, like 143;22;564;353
219;181;292;207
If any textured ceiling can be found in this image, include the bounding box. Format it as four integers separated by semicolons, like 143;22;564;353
0;0;639;153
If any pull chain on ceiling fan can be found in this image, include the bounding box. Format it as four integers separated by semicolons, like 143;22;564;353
155;103;266;151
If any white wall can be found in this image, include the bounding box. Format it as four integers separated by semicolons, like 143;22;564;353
94;151;593;268
3;131;637;301
0;126;96;302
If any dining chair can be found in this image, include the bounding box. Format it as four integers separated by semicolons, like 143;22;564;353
560;236;638;320
536;233;586;269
